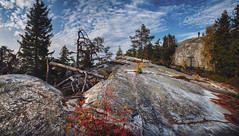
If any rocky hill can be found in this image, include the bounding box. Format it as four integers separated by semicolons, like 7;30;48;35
85;56;239;135
174;37;211;70
0;57;239;135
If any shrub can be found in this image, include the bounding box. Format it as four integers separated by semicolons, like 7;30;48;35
135;62;146;74
193;74;200;81
65;87;137;136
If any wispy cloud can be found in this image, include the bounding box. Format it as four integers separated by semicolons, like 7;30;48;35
51;0;167;56
181;0;238;28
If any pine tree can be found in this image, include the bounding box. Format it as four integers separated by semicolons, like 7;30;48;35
231;5;239;77
129;24;154;59
143;43;153;60
211;10;231;76
116;46;123;57
59;45;72;65
100;46;113;64
18;0;53;79
55;45;73;78
0;46;14;74
152;38;161;64
160;34;177;66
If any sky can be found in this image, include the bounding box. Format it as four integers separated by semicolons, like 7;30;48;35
0;0;239;57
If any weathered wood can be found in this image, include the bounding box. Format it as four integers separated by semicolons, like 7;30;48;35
46;59;51;83
49;61;104;79
55;76;74;88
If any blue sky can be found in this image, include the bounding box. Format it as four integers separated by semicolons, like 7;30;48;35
0;0;238;56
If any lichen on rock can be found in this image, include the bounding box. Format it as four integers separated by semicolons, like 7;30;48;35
0;74;67;136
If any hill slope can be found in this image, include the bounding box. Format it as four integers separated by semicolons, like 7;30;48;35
84;56;239;135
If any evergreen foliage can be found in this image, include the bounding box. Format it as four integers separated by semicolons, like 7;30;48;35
0;46;14;73
18;0;53;79
160;34;177;66
201;5;239;77
231;5;239;77
56;45;73;78
116;46;123;57
78;36;113;68
151;39;161;64
129;24;154;59
126;25;177;66
100;46;113;64
211;10;231;76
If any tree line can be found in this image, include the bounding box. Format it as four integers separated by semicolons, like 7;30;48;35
201;5;239;77
117;24;177;66
0;0;112;82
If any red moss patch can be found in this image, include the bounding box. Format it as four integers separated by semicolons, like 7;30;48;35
210;93;239;126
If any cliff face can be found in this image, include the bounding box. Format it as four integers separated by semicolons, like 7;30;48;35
84;57;239;136
174;37;211;70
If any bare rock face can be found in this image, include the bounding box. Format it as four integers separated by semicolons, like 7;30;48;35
84;57;239;136
0;74;66;136
174;37;211;70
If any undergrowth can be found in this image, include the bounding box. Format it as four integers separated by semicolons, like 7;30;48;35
65;87;137;136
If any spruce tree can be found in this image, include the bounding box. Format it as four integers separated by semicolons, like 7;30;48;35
152;38;161;64
116;46;123;57
129;24;154;59
231;5;239;77
0;46;14;73
211;10;231;76
143;43;153;60
59;45;72;65
55;45;73;78
160;34;177;66
18;0;53;79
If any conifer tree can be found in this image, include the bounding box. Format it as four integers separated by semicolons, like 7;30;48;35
160;34;177;66
129;24;154;59
231;5;239;77
143;43;153;60
151;38;161;64
56;45;73;78
0;46;14;74
59;45;72;65
116;46;123;57
211;10;231;76
18;0;53;79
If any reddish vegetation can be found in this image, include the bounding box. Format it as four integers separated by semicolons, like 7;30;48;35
65;87;137;136
210;93;239;126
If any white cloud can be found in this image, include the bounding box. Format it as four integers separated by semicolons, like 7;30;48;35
51;0;167;56
181;0;238;28
0;0;14;9
15;0;35;9
176;29;205;42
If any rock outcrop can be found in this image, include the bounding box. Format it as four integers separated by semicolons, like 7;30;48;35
84;57;239;136
0;74;66;136
174;37;211;70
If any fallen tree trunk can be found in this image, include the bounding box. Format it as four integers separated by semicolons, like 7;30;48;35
49;61;104;79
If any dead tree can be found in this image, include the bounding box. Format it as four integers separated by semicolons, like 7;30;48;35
76;29;106;68
46;29;109;94
46;61;104;93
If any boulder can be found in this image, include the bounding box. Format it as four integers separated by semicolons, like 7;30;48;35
174;37;211;70
84;58;239;135
0;74;67;136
